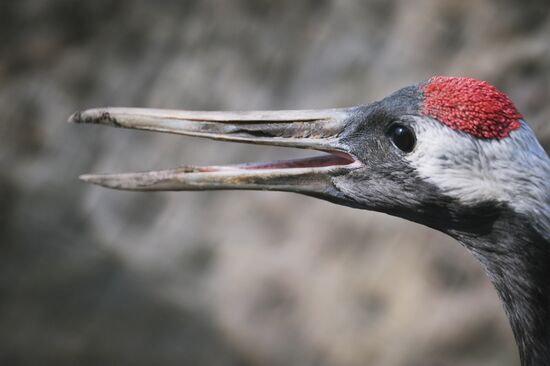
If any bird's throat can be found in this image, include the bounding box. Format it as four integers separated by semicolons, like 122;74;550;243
455;212;550;366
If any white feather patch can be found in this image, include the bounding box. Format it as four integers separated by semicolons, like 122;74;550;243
407;117;550;238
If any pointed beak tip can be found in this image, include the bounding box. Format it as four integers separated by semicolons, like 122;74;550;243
79;174;103;186
79;174;93;183
79;173;139;190
68;111;83;124
68;108;117;126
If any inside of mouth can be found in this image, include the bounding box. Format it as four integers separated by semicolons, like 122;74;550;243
192;152;355;173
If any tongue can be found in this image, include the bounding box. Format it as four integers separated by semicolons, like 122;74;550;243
241;154;353;170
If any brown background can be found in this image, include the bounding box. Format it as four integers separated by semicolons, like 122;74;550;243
1;1;549;365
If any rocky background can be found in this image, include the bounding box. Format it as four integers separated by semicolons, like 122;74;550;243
1;1;549;365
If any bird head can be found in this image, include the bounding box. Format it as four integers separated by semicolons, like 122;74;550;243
71;76;549;238
71;76;550;366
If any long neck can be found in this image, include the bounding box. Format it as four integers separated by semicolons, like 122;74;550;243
455;212;550;366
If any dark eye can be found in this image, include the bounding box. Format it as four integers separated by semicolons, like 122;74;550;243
387;124;416;152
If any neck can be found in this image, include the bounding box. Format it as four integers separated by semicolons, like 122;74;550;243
454;210;550;366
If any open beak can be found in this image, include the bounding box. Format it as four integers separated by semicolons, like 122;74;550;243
69;107;360;195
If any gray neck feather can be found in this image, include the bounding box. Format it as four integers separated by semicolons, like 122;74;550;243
453;210;550;366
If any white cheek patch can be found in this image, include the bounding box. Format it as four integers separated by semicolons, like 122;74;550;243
406;117;550;236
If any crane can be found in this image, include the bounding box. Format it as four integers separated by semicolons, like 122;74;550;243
70;76;550;366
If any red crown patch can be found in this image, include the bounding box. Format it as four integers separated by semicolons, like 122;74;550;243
422;76;522;139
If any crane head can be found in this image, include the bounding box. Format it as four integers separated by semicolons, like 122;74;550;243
70;76;549;237
70;76;550;366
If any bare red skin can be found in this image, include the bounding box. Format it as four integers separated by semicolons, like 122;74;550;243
422;76;523;139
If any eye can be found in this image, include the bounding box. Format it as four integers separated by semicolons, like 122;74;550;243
387;124;416;152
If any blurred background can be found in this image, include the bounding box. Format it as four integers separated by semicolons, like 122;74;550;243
1;0;549;365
